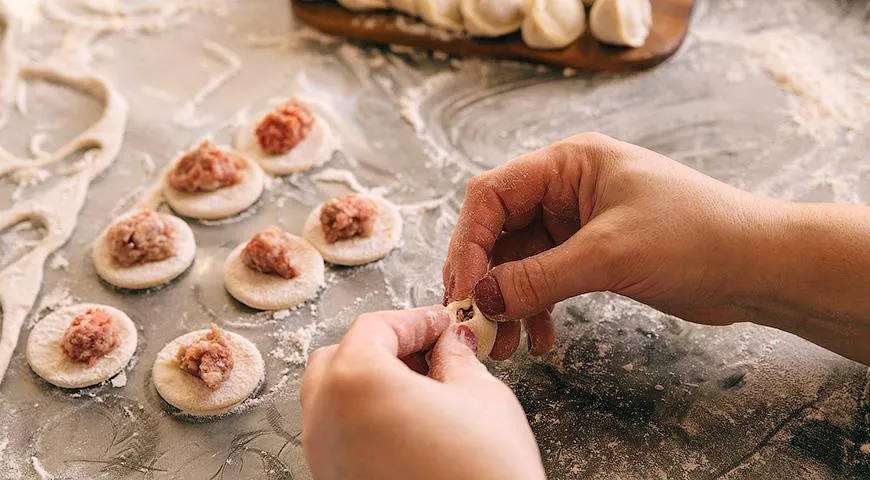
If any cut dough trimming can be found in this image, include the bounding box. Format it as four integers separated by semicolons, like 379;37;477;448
302;194;403;266
27;304;137;389
522;0;586;50
93;211;196;290
152;328;265;417
589;0;652;48
224;230;326;311
446;298;497;360
163;145;265;221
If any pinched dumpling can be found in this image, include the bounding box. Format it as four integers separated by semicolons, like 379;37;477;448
589;0;652;48
522;0;586;50
338;0;389;11
224;226;326;311
461;0;525;37
93;209;196;290
235;98;337;176
163;140;265;221
417;0;464;31
390;0;418;15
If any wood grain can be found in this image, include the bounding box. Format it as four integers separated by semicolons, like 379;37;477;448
291;0;696;72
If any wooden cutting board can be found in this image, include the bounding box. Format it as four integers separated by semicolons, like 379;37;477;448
291;0;696;72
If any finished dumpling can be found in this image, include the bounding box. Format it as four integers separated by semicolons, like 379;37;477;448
390;0;418;15
338;0;389;11
417;0;464;31
589;0;652;48
461;0;525;37
522;0;586;50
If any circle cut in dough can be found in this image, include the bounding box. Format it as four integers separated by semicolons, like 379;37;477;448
522;0;587;50
234;104;337;176
152;328;265;417
589;0;652;48
224;233;326;310
27;304;138;389
446;298;497;360
93;211;197;290
163;147;265;221
302;194;403;267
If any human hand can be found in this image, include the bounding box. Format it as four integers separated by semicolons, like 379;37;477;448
444;132;787;358
300;306;546;480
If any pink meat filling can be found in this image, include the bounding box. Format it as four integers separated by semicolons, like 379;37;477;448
255;99;315;156
61;309;122;366
106;209;177;267
176;324;234;389
241;226;300;279
319;195;378;244
167;140;246;192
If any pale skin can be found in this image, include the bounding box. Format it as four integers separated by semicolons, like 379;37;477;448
302;133;870;479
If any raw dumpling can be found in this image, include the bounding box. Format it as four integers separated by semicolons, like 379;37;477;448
390;0;418;15
446;298;497;360
417;0;464;31
460;0;525;37
522;0;586;50
589;0;652;48
338;0;389;11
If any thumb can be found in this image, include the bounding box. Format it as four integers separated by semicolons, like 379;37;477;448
428;324;490;384
474;223;618;320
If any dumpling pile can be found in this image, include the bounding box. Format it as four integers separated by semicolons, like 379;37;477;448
336;0;653;50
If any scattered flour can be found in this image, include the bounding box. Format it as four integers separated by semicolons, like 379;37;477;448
172;40;242;128
271;322;321;366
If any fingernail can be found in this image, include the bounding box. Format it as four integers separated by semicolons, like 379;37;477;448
473;274;506;318
456;324;477;354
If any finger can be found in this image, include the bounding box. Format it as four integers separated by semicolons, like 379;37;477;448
401;351;430;375
341;305;452;359
474;220;619;320
428;324;490;384
523;311;556;356
489;321;521;361
490;221;556;267
300;344;338;412
446;139;595;301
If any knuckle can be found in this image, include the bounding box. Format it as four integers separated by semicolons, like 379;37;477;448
510;257;549;310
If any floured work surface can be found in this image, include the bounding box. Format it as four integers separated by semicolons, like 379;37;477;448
292;0;696;72
1;0;870;479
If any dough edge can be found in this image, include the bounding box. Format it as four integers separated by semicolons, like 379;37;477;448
446;298;497;360
234;112;336;176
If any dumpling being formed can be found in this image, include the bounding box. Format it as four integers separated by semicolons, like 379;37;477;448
417;0;464;31
461;0;525;37
589;0;652;48
522;0;586;50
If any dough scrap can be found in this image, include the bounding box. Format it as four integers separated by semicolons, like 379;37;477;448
461;0;525;37
224;233;325;311
302;194;403;266
152;328;265;417
589;0;652;48
26;304;137;389
93;211;196;290
446;298;497;360
163;146;265;221
521;0;586;50
234;102;337;176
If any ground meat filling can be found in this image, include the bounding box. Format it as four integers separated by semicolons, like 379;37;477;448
167;140;246;192
61;309;122;366
320;195;378;244
255;99;315;156
107;209;177;267
241;226;300;279
176;324;234;390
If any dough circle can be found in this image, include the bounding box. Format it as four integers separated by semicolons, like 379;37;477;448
589;0;652;48
234;110;337;176
446;298;497;360
522;0;587;50
152;328;265;417
302;195;403;267
93;212;196;290
26;304;138;389
163;150;265;221
223;234;326;310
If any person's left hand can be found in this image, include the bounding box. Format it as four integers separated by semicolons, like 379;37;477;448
300;306;546;480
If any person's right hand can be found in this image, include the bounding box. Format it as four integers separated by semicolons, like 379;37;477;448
443;132;789;359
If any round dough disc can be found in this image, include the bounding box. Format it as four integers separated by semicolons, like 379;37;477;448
163;151;265;221
27;304;138;389
234;108;337;176
152;329;265;417
93;212;196;290
302;195;403;267
224;235;326;311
